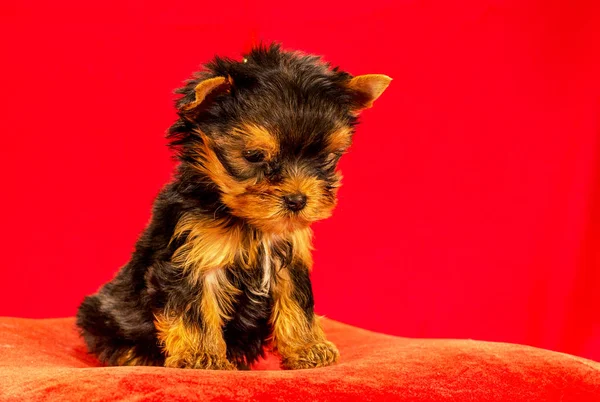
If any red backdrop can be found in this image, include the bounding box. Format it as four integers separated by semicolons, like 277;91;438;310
1;1;599;362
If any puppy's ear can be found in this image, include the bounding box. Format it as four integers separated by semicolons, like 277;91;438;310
347;74;392;112
180;76;232;113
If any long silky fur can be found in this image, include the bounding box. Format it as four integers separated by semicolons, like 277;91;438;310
76;43;375;369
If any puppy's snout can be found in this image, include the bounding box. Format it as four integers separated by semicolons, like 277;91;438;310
283;193;307;212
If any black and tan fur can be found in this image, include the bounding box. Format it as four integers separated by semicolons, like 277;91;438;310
76;44;391;370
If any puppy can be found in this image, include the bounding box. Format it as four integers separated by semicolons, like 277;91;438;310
76;44;391;370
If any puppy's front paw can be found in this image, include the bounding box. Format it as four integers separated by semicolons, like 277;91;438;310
281;341;339;370
165;353;237;370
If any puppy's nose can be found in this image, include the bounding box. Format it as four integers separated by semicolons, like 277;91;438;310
283;193;307;211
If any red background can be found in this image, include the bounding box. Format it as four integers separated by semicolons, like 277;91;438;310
1;1;599;362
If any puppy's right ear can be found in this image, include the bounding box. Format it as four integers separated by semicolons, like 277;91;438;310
179;76;232;114
346;74;392;112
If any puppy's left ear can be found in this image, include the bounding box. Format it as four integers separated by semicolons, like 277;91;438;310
181;76;232;112
347;74;392;112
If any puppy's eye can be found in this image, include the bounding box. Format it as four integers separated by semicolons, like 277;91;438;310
243;150;265;163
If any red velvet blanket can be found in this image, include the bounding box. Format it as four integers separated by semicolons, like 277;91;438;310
0;317;598;401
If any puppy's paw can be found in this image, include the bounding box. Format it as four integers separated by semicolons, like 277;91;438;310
190;354;237;370
281;341;339;370
165;353;237;370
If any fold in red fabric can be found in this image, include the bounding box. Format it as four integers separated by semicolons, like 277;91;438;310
0;317;599;401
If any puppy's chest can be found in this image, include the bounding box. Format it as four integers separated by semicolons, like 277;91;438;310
232;240;280;296
171;219;312;292
258;241;277;294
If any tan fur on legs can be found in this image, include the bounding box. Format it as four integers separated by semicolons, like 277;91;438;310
270;267;339;369
155;269;238;370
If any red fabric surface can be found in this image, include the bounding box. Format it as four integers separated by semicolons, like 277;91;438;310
1;317;599;401
1;0;600;363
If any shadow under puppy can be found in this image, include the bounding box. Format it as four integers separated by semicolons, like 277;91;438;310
76;44;391;370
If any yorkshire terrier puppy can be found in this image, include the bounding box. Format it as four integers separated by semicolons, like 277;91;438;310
76;44;390;370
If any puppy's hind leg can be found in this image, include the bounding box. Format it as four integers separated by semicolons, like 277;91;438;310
76;293;163;366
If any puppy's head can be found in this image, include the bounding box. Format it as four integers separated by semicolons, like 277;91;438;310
169;44;390;234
